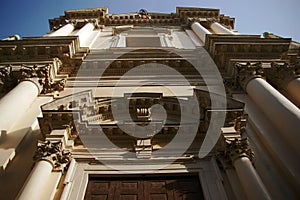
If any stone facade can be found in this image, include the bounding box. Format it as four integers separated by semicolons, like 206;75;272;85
0;7;299;200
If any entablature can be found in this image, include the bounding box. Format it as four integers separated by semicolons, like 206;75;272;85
204;35;291;76
48;7;235;32
0;37;89;77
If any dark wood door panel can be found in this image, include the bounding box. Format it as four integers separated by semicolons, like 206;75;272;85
84;174;204;200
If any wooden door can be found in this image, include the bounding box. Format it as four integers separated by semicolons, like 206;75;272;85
84;174;204;200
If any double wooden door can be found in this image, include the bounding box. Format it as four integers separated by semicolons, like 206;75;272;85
85;174;204;200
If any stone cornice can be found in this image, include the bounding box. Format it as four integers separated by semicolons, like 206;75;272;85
48;7;235;31
205;35;291;60
0;37;88;60
204;35;292;92
0;37;88;77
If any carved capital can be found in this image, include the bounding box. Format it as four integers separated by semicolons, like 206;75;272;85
40;78;66;94
235;62;264;90
0;64;65;94
265;62;298;89
33;140;71;170
225;137;253;162
217;133;254;169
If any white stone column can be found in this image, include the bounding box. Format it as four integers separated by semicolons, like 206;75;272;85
210;22;239;35
0;80;39;135
246;78;300;154
18;160;53;200
191;22;211;43
234;156;271;200
286;77;300;107
76;22;95;46
45;23;74;37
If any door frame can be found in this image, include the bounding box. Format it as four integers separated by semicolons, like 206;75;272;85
63;158;227;200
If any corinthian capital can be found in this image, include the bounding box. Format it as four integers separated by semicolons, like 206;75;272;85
235;62;264;90
217;131;254;169
225;137;254;162
265;61;300;89
33;140;71;170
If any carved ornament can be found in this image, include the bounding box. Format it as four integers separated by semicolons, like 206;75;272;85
235;62;265;90
0;64;65;94
266;61;300;89
138;9;151;19
224;137;254;162
217;130;254;169
33;140;71;169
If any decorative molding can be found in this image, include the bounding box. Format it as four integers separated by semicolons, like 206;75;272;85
40;78;66;94
135;138;152;159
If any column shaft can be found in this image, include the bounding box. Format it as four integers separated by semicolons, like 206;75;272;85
0;81;39;134
46;23;74;37
234;157;271;200
286;77;300;107
210;22;238;35
191;22;211;43
76;23;95;46
246;78;300;154
18;160;53;200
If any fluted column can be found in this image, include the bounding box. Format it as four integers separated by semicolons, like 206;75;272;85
18;160;53;200
45;23;74;37
0;80;39;135
286;77;300;107
234;156;271;200
210;22;239;35
191;22;211;43
246;77;300;154
76;22;95;46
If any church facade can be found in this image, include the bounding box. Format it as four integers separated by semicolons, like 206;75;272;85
0;7;299;199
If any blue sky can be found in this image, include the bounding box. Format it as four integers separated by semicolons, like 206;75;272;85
1;0;299;42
